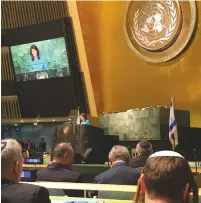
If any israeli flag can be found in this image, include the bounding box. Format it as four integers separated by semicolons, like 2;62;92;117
169;98;178;149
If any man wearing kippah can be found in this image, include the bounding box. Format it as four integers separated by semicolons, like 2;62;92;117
134;151;198;203
129;140;153;169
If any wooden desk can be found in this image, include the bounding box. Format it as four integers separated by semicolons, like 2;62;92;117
50;190;201;203
21;182;201;201
191;167;201;173
50;196;133;203
22;181;137;192
22;182;137;198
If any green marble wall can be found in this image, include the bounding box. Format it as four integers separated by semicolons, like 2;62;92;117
99;107;190;141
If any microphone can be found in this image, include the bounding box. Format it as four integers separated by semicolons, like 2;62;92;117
33;115;40;126
35;115;40;120
77;107;80;124
193;149;198;174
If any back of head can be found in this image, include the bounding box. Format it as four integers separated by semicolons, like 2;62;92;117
109;145;130;164
1;139;23;182
136;140;153;157
53;142;74;166
142;151;198;203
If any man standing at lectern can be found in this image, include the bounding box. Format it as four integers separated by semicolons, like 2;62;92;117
80;113;90;125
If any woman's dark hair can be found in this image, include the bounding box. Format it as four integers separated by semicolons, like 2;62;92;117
30;44;40;61
80;113;87;121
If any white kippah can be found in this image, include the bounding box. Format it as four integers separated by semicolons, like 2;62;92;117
149;150;184;159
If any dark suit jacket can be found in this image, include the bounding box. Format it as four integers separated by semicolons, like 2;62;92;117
37;162;82;196
94;162;140;185
129;155;149;169
1;179;51;203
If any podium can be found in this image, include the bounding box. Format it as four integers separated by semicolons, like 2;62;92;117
99;107;190;141
52;124;106;164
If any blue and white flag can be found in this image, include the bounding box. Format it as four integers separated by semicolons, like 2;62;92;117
169;98;178;149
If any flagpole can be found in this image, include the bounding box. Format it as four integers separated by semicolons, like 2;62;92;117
173;137;175;151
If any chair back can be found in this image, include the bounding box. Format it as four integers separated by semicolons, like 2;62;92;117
48;188;66;196
136;167;144;173
195;173;201;188
98;190;134;200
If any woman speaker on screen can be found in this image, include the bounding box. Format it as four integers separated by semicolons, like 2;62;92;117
28;45;48;72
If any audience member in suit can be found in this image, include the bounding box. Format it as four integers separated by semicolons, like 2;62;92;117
37;142;82;197
134;151;198;203
39;137;46;152
94;145;140;185
129;140;153;170
1;139;51;203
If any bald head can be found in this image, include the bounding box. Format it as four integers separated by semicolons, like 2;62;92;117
53;143;74;166
1;139;23;182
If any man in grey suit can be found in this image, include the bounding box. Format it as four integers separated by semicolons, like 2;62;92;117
1;139;51;203
94;145;140;185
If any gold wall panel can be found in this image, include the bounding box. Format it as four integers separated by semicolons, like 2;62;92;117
77;1;201;127
67;1;98;117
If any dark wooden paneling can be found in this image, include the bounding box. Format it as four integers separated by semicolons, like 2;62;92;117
1;53;14;81
1;1;69;120
1;98;21;119
1;1;69;30
1;1;69;79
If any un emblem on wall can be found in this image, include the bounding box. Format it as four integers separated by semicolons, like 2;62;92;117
133;0;181;51
125;0;196;63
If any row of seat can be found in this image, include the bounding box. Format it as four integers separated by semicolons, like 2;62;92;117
22;163;201;174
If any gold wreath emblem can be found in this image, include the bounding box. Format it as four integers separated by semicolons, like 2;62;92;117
134;0;177;47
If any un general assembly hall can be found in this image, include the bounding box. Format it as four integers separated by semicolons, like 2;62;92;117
1;1;201;203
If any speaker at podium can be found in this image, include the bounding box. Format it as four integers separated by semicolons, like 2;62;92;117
51;110;107;164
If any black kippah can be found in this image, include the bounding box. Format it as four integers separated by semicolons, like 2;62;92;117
139;140;151;149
